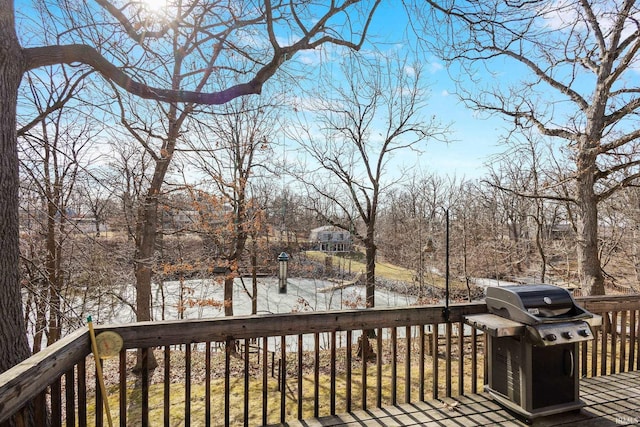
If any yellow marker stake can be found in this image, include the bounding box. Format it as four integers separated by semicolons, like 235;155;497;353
87;316;114;427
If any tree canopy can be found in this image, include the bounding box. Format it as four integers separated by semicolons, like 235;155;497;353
1;0;382;374
412;0;640;295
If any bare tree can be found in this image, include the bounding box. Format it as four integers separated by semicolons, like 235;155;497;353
102;3;232;370
185;93;278;316
485;149;539;278
380;172;449;294
486;134;580;284
291;54;443;308
621;188;640;291
18;64;102;351
74;167;116;238
414;0;640;295
107;141;154;240
1;0;382;377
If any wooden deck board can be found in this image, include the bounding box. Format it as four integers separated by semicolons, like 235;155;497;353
270;371;640;427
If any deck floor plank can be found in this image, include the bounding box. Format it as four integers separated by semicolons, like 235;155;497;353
269;371;640;427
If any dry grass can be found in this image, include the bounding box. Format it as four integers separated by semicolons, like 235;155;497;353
82;336;485;426
76;327;639;426
303;250;469;292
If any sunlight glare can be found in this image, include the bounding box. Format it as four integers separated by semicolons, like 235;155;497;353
141;0;166;12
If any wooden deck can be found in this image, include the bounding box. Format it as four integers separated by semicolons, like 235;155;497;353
4;295;640;426
278;371;640;426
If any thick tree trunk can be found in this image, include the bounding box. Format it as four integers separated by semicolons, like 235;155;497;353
534;202;547;283
31;281;47;354
135;198;157;324
46;197;62;344
576;146;605;295
364;234;376;308
0;1;31;377
223;197;249;317
133;196;159;371
251;241;258;315
224;276;234;317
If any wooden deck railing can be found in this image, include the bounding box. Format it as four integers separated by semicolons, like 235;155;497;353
1;294;639;426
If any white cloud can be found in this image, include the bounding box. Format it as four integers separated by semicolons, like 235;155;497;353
429;61;444;74
404;65;416;76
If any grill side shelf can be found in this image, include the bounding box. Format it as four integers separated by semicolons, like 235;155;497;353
464;313;525;337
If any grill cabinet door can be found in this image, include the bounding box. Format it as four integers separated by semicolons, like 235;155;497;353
531;343;577;409
491;336;522;405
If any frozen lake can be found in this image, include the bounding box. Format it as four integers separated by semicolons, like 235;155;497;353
160;277;417;318
94;277;418;325
82;277;420;352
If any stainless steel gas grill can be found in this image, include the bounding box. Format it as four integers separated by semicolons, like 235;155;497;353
465;284;602;420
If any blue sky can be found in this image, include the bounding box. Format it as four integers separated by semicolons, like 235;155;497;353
413;91;507;178
291;2;512;180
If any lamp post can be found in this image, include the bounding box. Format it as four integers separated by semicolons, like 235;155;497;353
278;252;289;294
443;208;450;322
425;208;450;322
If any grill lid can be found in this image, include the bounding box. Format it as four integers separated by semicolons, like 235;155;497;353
486;284;592;325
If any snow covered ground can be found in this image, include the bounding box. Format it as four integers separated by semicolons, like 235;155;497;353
90;277;418;325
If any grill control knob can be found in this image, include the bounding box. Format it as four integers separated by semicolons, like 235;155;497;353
578;329;590;337
545;333;557;342
562;331;574;339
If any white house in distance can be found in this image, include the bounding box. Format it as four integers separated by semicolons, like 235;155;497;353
308;225;352;253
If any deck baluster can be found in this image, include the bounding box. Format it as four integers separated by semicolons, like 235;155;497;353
591;325;598;377
118;350;126;427
620;311;628;373
244;338;250;427
78;358;87;427
483;333;488;386
629;310;637;371
405;325;411;404
205;343;211;427
185;345;191;426
141;348;149;427
375;328;382;408
361;330;368;411
262;337;268;425
297;334;303;420
601;314;608;375
280;335;286;424
65;368;75;427
445;322;452;397
52;377;62;427
346;330;352;413
458;321;464;396
470;327;477;394
95;360;103;427
580;341;588;377
314;333;320;417
164;346;171;427
330;331;336;414
419;325;426;401
611;311;618;374
432;323;439;399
